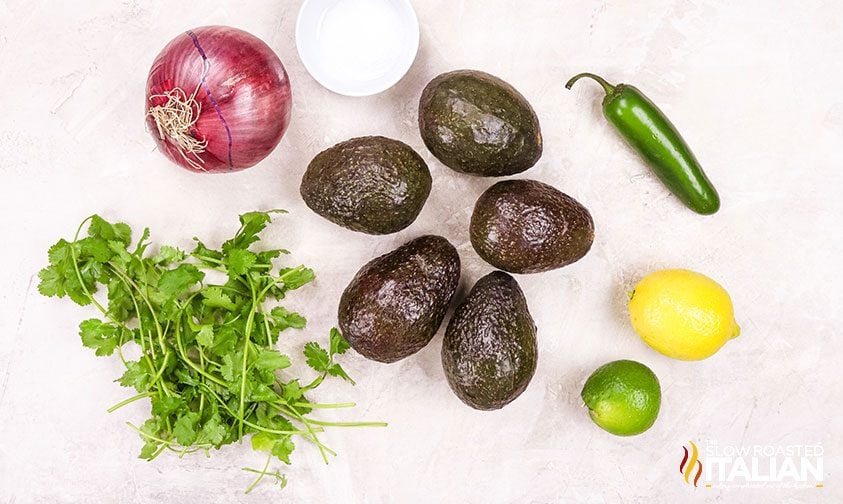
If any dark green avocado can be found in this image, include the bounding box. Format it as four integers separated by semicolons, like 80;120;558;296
418;70;542;176
300;136;432;235
441;271;537;410
338;235;460;363
470;179;594;274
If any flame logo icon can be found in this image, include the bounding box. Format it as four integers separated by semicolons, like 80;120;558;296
680;441;703;487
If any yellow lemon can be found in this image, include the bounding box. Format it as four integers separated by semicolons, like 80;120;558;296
628;269;739;360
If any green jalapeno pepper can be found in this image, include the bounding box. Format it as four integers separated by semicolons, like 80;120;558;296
566;73;720;215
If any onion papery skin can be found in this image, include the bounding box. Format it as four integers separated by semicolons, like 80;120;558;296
145;26;292;173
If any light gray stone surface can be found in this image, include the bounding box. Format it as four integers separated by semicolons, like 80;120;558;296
0;1;841;502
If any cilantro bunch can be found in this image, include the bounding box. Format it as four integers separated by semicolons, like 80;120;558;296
38;211;385;492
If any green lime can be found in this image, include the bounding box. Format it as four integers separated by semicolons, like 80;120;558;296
580;360;661;436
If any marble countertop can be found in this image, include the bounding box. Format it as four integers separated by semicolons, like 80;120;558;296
0;0;840;502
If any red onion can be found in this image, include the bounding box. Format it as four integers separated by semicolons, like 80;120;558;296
145;26;292;172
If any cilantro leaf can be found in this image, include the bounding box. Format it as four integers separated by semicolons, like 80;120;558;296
151;395;183;416
271;436;295;464
192;239;223;265
330;328;350;356
281;379;304;403
195;325;214;347
225;248;257;276
202;286;236;311
220;353;241;382
223;210;285;252
254;405;294;432
254;349;292;372
250;383;278;402
38;239;74;298
279;267;315;290
133;227;151;256
37;263;65;298
79;319;120;356
139;441;159;460
140;418;161;437
88;215;131;246
63;275;94;306
200;415;226;445
137;419;161;460
251;431;275;453
118;360;151;391
78;236;113;262
40;237;102;305
257;249;286;263
209;326;237;357
250;432;295;464
173;412;200;445
303;331;354;384
303;342;330;373
157;264;204;298
152;245;185;266
107;240;133;268
107;277;134;322
327;364;355;385
270;307;306;330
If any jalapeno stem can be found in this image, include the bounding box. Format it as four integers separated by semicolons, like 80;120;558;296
565;73;616;95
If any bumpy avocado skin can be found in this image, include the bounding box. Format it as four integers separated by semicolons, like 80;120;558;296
300;136;432;235
338;236;461;363
418;70;542;176
470;179;594;274
441;271;537;410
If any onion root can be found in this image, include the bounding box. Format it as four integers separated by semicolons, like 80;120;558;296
147;83;208;170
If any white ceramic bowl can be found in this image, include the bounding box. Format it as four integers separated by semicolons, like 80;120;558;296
296;0;420;97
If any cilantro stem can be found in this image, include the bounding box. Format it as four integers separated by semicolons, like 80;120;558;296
238;275;259;441
67;218;176;406
108;265;183;400
199;384;320;437
196;258;272;271
68;218;147;369
192;254;223;264
126;422;212;449
243;454;273;494
301;374;325;392
198;351;206;417
272;401;386;429
211;284;250;297
116;331;129;367
167;445;205;457
293;402;356;409
258;302;273;348
279;266;304;282
108;270;151;354
107;265;167;357
106;268;172;397
69;216;108;314
174;316;227;387
107;391;155;413
271;403;333;463
150;443;168;460
150;352;171;387
300;419;388;428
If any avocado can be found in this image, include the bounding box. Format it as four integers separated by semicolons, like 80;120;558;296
338;235;460;363
441;271;537;410
300;136;432;235
418;70;542;176
470;179;594;274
